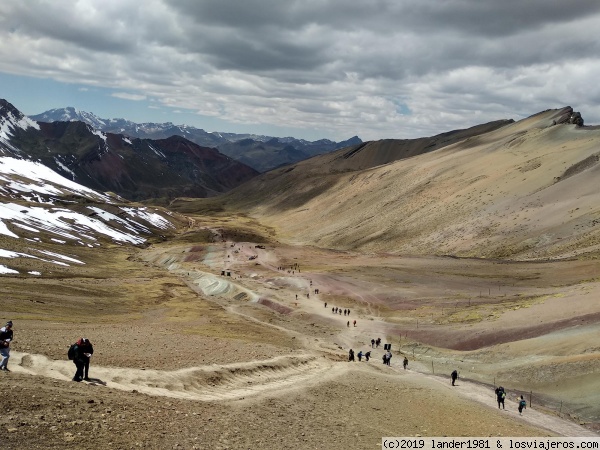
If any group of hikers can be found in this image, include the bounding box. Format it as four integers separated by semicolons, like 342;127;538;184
330;306;351;316
1;320;94;382
348;341;409;370
3;319;529;416
495;385;527;415
348;349;371;362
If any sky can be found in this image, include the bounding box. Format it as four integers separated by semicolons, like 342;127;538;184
1;1;600;142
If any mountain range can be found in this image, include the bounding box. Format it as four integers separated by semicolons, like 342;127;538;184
174;106;597;261
1;99;258;202
30;107;362;172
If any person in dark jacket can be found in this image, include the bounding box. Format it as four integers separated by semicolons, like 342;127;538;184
495;386;506;409
71;338;93;382
0;321;14;371
518;395;527;415
451;369;458;386
77;338;94;381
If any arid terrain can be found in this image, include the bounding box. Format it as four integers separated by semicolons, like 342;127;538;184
2;217;599;449
2;109;600;449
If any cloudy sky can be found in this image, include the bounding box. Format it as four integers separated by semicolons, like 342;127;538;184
1;0;600;141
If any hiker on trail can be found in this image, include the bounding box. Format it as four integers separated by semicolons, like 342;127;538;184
451;370;458;386
296;294;298;300
332;307;335;313
324;302;327;308
347;309;350;316
365;351;371;361
334;307;337;313
382;351;392;366
357;351;363;362
347;321;350;327
403;357;408;370
518;395;527;415
339;310;342;315
0;321;14;371
77;338;94;381
375;338;381;348
371;339;375;348
495;386;506;409
348;349;355;362
353;320;356;327
68;338;88;382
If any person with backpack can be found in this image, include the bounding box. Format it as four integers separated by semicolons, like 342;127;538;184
495;386;506;409
348;349;355;362
451;369;458;386
69;337;93;382
78;338;94;380
0;321;14;371
365;351;371;361
357;350;363;362
518;395;527;415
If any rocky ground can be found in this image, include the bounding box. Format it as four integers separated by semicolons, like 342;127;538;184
1;223;599;449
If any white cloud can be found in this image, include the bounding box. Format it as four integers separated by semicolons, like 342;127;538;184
1;0;600;140
111;92;147;101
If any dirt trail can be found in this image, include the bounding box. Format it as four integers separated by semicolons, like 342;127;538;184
11;351;341;402
138;235;600;436
410;369;598;437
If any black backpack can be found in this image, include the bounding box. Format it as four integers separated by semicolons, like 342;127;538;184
67;344;77;360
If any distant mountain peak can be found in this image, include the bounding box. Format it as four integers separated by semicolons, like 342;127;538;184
0;99;40;152
30;106;107;129
29;105;363;172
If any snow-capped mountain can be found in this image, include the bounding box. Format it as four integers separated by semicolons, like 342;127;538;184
30;106;363;172
0;155;185;276
2;99;259;201
31;106;108;130
30;108;227;148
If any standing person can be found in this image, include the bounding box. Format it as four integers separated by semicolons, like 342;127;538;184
68;339;86;382
371;339;375;348
357;351;363;362
403;356;408;370
0;321;14;371
353;320;356;327
451;369;458;386
347;321;350;327
365;351;371;361
77;338;94;381
348;349;355;362
324;302;327;308
495;386;506;410
518;395;527;415
385;350;392;366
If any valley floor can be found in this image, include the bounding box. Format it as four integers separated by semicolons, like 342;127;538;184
2;221;599;448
